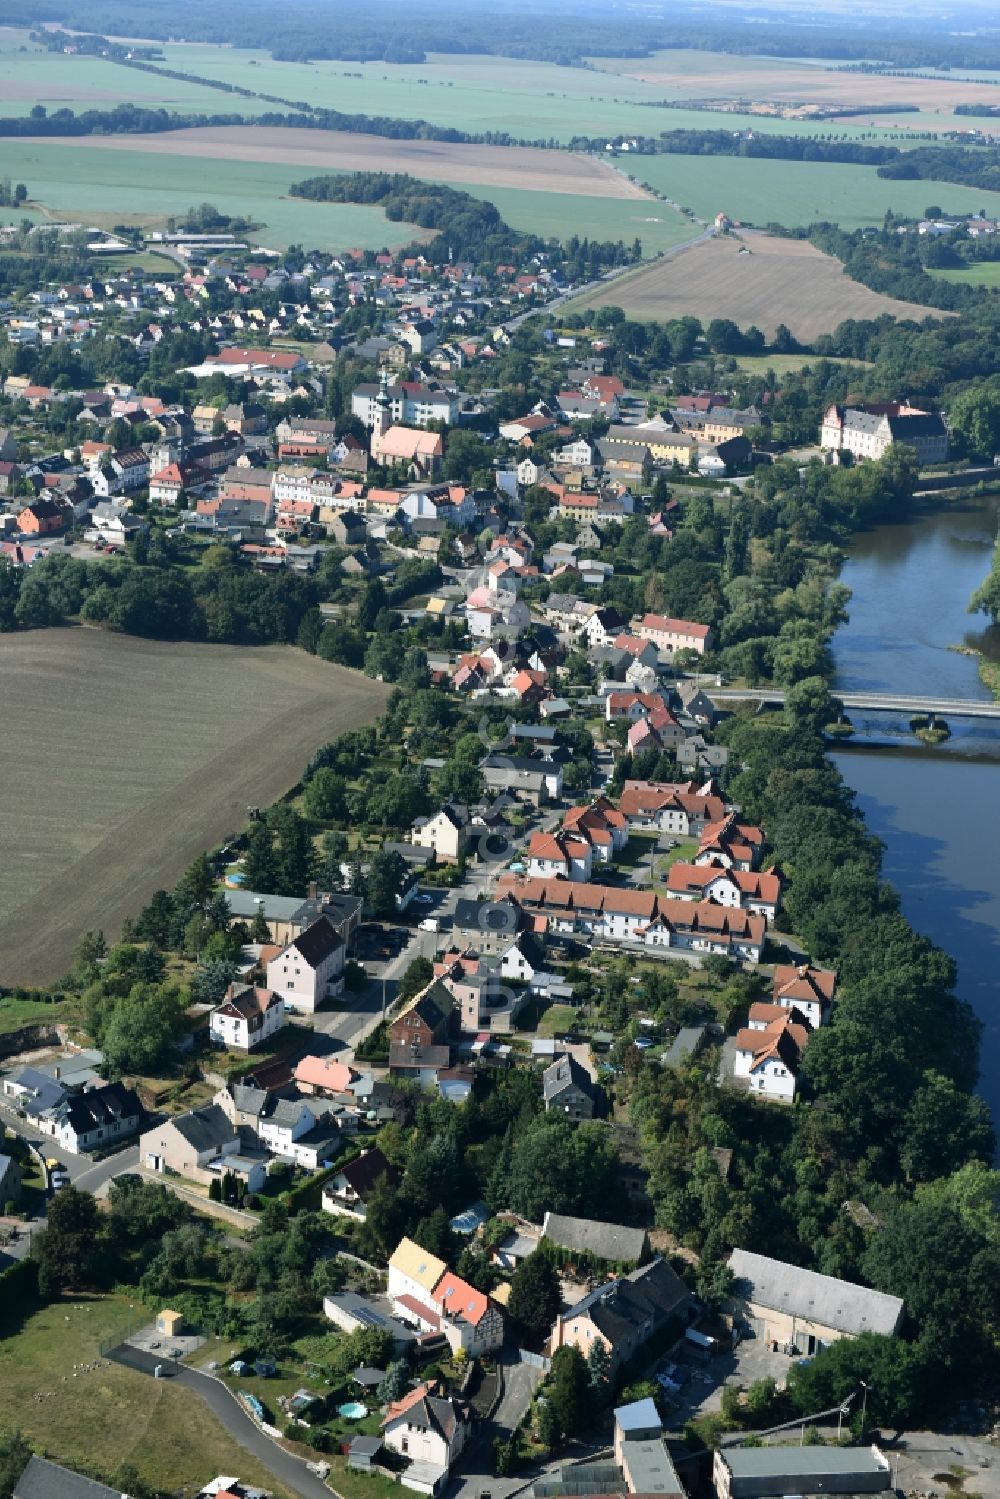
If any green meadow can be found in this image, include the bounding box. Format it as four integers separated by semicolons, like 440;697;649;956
629;154;1000;229
0;48;276;117
928;261;1000;287
456;183;697;253
0;141;422;250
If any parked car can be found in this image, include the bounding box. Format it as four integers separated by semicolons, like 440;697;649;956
657;1371;681;1394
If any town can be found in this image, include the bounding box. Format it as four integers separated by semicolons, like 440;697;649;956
0;109;998;1499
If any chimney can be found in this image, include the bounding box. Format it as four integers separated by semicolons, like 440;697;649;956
308;880;318;900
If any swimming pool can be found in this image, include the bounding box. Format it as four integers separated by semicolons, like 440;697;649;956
337;1401;368;1419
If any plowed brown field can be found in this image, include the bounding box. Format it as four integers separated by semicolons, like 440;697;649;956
0;630;389;987
35;126;653;199
567;231;948;340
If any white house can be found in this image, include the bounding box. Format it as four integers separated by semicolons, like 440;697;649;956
51;1082;142;1156
257;1097;324;1159
411;803;470;862
209;985;285;1051
266;917;344;1013
525;830;593;882
733;1009;809;1100
381;1382;469;1491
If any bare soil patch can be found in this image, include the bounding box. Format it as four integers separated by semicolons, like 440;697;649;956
0;629;390;987
30;126;653;199
621;55;1000;112
567;230;948;341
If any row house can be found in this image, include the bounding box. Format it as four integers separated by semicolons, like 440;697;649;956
664;862;781;922
640;899;765;963
618;780;728;838
633;612;712;657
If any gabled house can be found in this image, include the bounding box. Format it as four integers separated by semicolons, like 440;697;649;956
733;1009;810;1100
633;612;712;656
139;1103;240;1181
388;1239;504;1357
526;830;593;882
771;963;836;1028
266;917;345;1013
696;813;765;872
411;803;470;863
543;1053;596;1120
381;1381;470;1490
322;1146;399;1221
209;984;285;1051
664;863;780;921
562;797;629;862
550;1257;691;1372
52;1082;142;1155
389;979;454;1081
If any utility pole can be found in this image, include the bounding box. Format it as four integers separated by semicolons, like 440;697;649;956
860;1381;869;1436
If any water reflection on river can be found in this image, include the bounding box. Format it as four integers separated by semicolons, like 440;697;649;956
831;496;1000;1127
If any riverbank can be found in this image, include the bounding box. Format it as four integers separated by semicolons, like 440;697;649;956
832;489;1000;1126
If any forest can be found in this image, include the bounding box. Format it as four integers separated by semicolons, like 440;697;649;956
10;0;1000;69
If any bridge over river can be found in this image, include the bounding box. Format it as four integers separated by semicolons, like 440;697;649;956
707;688;1000;722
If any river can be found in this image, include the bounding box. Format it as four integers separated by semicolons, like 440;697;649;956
831;493;1000;1129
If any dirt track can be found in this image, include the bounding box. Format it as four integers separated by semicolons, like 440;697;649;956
32;126;653;199
568;230;949;340
0;630;390;987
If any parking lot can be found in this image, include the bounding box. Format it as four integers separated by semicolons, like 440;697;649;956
656;1334;801;1427
127;1323;204;1361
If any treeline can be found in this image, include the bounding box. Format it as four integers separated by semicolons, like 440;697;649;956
877;143;1000;192
956;104;1000;118
0;549;318;646
653;130;900;166
805;221;993;313
290;171;638;272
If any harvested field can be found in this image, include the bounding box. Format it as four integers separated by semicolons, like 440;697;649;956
35;126;653;199
0;629;390;987
566;232;948;341
600;48;1000;113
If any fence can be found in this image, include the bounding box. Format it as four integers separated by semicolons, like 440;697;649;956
517;1348;551;1372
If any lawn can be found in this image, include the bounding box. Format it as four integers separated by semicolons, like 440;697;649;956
0;629;390;988
928;261;1000;287
0;995;78;1036
0;140;425;249
731;352;868;375
629;153;1000;230
537;1003;579;1039
658;840;699;874
0;1293;297;1498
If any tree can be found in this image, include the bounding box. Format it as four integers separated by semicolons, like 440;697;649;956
35;1187;106;1294
366;848;407;918
785;676;843;733
377;1359;411;1403
242;820;277;893
0;1430;32;1499
399;956;434;1004
586;1335;612;1396
99;982;187;1078
508;1252;562;1337
303;768;348;822
969;542;1000;624
950;388;1000;460
546;1345;592;1440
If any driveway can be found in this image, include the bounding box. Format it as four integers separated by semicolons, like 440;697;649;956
107;1343;335;1499
493;1352;544;1434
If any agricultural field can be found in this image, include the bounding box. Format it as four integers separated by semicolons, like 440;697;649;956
629;153;1000;230
565;232;946;341
928;261;1000;287
0;27;275;116
0;140;427;249
40;125;651;198
151;44;936;145
0;1293;296;1499
0;629;390;988
456;183;696;255
594;47;1000;122
5;129;694;252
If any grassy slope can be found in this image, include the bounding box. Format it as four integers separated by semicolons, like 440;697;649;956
0;1294;296;1497
928;261;1000;286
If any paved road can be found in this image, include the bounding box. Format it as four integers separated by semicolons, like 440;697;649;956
109;1343;335;1499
